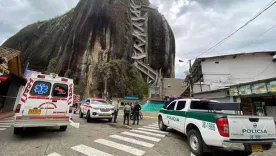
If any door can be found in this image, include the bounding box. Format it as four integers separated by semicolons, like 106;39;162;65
83;99;91;114
23;80;52;117
173;100;187;132
165;101;176;128
46;83;69;117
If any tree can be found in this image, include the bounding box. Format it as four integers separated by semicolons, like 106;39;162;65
45;57;58;74
64;69;73;78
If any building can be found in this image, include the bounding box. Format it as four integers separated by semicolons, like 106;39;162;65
182;51;276;118
149;78;185;100
0;47;26;118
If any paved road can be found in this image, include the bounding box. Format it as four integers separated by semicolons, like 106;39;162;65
0;112;275;156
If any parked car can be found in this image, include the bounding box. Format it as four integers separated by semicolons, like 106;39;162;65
79;98;115;122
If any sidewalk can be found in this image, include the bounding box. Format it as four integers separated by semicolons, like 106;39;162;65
0;111;14;120
142;111;158;120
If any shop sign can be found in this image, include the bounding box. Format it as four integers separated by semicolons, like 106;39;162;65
267;81;276;92
124;96;139;100
239;85;251;95
229;87;239;96
252;83;267;94
0;64;10;76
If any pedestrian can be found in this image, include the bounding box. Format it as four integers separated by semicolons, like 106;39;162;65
133;101;141;125
123;103;131;125
113;100;119;123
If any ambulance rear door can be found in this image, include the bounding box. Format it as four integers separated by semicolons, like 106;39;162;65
46;82;70;119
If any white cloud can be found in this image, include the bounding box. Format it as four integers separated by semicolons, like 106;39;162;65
0;0;78;44
151;0;276;78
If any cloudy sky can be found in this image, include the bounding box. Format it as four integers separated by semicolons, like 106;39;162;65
1;0;276;79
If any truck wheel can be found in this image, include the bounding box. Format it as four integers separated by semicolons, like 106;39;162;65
86;111;91;122
188;129;204;156
158;116;167;131
59;126;67;131
14;127;23;135
79;109;84;118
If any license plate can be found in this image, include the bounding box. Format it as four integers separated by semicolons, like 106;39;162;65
251;145;263;152
28;109;41;115
103;114;108;116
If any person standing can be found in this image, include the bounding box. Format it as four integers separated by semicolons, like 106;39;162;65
113;100;119;123
133;102;141;125
123;103;131;125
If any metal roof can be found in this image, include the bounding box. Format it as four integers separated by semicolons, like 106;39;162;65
0;46;21;61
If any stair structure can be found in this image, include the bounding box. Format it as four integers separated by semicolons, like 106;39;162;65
129;0;159;84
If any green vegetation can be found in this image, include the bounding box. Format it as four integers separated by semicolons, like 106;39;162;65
92;60;148;99
64;69;73;79
45;57;58;74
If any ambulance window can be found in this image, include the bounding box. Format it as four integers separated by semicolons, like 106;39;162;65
52;83;68;97
167;102;176;110
30;81;51;96
176;101;186;110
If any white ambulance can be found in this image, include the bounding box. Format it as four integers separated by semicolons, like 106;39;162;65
13;72;74;134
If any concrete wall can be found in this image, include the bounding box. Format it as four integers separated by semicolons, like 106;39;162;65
162;78;185;96
201;53;276;90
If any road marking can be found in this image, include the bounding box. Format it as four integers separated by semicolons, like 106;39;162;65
143;126;159;130
138;128;168;134
0;128;7;131
147;124;159;127
121;132;161;142
47;152;62;156
69;120;80;128
0;123;14;125
131;130;165;137
94;139;145;156
110;135;154;148
0;125;11;128
149;123;158;125
71;144;113;156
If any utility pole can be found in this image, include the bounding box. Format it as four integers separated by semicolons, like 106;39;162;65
189;60;193;97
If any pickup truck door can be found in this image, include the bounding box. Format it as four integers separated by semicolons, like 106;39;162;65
164;101;177;127
173;100;187;132
228;115;276;140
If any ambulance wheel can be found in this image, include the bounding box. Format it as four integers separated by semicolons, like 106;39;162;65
187;129;204;156
158;116;167;131
59;126;67;131
86;111;91;122
14;127;23;135
79;109;84;118
234;151;252;156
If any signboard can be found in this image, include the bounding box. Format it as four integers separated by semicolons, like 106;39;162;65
229;87;239;96
239;85;251;95
124;96;139;100
252;83;267;94
0;64;10;76
267;81;276;93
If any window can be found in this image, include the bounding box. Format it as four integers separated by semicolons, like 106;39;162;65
176;101;186;110
190;101;209;110
167;102;176;110
30;81;51;96
52;83;68;97
86;99;90;103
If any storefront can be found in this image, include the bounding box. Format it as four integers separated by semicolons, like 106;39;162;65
229;78;276;119
0;47;26;117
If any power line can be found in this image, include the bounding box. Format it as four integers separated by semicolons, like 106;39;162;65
192;0;276;59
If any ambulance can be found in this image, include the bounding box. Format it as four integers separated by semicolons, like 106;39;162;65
13;72;74;134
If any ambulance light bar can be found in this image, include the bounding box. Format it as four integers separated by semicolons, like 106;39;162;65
61;78;68;82
37;75;45;78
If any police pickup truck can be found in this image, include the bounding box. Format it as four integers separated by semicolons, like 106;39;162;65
158;99;276;156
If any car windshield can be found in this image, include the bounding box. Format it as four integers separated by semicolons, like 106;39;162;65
91;100;107;105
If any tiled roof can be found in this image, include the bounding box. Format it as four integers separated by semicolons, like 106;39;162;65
0;46;20;61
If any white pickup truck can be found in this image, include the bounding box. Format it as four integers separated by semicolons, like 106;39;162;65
158;98;276;156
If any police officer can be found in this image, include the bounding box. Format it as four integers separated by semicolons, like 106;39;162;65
133;102;141;125
123;103;131;125
113;100;119;123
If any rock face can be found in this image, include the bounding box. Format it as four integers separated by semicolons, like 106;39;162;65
2;0;175;98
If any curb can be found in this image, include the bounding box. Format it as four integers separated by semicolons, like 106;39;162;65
143;116;158;120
